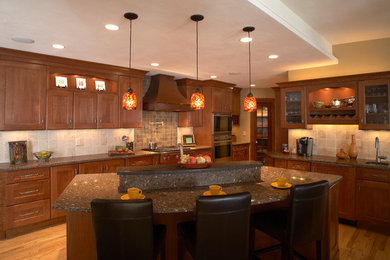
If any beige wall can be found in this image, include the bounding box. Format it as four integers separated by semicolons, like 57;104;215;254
288;37;390;81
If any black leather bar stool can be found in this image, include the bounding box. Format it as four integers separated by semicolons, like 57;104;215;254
252;180;329;260
178;192;252;260
91;198;166;260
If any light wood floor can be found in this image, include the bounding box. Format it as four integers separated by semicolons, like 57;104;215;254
0;223;390;259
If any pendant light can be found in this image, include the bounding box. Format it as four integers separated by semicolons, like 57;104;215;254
122;12;138;111
190;14;205;110
243;26;257;112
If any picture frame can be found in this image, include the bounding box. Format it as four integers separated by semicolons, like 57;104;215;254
9;141;28;165
95;80;106;91
76;78;86;90
55;76;68;88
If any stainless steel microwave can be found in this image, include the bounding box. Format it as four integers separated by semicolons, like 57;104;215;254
212;114;232;134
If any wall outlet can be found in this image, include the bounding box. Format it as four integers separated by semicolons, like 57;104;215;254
75;138;81;146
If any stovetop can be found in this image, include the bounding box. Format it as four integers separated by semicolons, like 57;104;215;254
142;146;191;153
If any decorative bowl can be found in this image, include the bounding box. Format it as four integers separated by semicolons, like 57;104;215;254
33;151;52;161
312;101;324;109
178;162;212;169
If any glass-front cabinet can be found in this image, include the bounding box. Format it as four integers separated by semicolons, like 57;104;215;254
281;87;306;128
256;104;271;162
359;79;390;130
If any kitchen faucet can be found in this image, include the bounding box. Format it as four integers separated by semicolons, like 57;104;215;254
375;137;387;163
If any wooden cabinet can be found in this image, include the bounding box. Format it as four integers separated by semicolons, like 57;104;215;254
312;163;356;221
358;78;390;130
356;167;390;230
189;148;213;158
274;159;287;168
47;89;74;129
6;199;51;229
0;60;47;130
232;88;241;116
232;144;249;161
51;164;78;218
280;87;306;128
287;160;311;171
104;159;125;173
79;159;125;174
126;155;158;166
212;87;232;113
74;92;97;129
119;75;143;128
97;93;119;128
177;78;203;127
265;156;274;166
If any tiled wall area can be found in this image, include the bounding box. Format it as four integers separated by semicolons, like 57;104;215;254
289;125;390;160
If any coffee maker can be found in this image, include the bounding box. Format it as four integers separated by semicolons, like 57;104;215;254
296;137;313;156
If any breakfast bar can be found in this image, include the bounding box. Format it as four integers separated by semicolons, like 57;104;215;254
53;163;342;260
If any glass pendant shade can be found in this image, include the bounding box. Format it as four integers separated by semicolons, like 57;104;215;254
244;94;257;112
190;91;205;110
122;90;137;110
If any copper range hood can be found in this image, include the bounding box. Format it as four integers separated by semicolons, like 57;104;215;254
143;74;191;111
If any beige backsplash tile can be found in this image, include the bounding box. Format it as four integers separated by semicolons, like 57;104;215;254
289;125;390;160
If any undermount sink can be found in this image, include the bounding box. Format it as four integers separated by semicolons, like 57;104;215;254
365;161;389;166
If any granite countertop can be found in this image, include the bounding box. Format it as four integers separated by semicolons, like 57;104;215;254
232;142;250;145
53;166;341;214
0;146;212;172
266;151;390;170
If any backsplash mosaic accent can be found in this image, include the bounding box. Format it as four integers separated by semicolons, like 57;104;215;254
289;125;390;160
134;111;178;150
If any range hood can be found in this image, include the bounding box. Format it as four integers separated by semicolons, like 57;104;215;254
143;74;191;111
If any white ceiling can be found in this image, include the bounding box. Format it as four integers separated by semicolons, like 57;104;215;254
0;0;389;88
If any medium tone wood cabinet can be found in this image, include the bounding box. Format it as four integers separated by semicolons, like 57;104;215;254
212;87;232;113
119;75;143;128
232;144;249;161
74;92;97;129
287;160;311;171
0;60;47;130
177;78;203;127
232;88;241;116
78;159;125;174
126;155;158;166
280;87;306;129
50;164;78;218
47;89;74;129
97;93;119;128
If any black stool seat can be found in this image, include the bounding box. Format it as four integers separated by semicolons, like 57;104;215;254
178;192;252;260
91;198;166;260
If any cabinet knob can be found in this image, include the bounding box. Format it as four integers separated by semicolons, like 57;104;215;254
100;119;102;123
69;119;72;124
41;119;44;125
94;119;97;124
301;119;304;123
74;169;78;175
361;118;363;124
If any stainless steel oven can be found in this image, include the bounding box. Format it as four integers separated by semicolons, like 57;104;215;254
213;114;232;134
213;134;232;161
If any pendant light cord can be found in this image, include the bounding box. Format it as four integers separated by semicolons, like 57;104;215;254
196;20;199;91
128;19;132;92
248;31;252;94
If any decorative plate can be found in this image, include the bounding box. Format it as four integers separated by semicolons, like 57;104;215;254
271;182;292;189
203;191;227;196
121;194;146;200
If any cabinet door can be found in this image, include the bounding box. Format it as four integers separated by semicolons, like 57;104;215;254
103;159;125;173
356;180;390;227
79;161;103;174
178;84;203;127
358;79;390;130
126;156;157;166
311;163;356;221
1;61;47;130
232;90;241;116
224;88;232;113
47;89;74;129
287;160;311;171
280;87;306;128
51;164;78;218
232;144;249;161
119;76;143;128
97;93;119;128
74;92;97;129
274;159;287;168
212;87;225;113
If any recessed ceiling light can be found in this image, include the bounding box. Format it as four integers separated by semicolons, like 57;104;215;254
240;37;252;43
210;75;217;79
150;63;159;67
52;44;65;49
11;37;34;44
250;84;256;87
268;54;279;59
229;72;240;75
105;24;119;31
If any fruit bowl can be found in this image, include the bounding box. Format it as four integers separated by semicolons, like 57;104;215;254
178;162;212;169
33;151;52;161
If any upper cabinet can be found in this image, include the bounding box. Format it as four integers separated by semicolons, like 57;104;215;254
359;79;390;130
0;60;47;130
177;78;203;127
232;87;241;116
212;87;232;113
280;87;306;128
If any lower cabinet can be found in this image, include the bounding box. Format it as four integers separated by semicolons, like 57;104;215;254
189;148;213;158
126;155;159;166
232;144;249;161
287;160;311;171
79;159;125;174
356;167;390;229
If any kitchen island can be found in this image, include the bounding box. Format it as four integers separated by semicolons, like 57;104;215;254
54;163;342;260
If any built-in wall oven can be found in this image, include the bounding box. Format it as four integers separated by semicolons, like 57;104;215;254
213;114;233;161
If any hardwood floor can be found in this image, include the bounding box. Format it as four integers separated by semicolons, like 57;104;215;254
0;223;389;259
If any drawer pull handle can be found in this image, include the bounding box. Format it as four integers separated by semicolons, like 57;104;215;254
19;210;39;217
19;189;39;195
19;173;40;179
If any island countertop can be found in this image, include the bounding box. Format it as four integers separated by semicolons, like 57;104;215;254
53;166;342;214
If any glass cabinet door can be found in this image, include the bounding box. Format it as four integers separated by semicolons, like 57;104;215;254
256;104;271;162
359;79;390;130
281;87;306;128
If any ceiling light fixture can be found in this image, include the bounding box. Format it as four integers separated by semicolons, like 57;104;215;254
11;37;34;44
210;75;217;79
243;26;257;112
268;54;279;59
250;84;256;87
240;37;252;43
151;63;159;67
122;12;138;111
52;44;64;49
105;24;119;31
190;14;205;110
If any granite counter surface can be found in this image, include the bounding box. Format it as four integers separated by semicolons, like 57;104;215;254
0;146;212;171
53;166;341;214
266;151;390;170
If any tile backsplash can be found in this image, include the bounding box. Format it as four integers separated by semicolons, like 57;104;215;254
289;125;390;160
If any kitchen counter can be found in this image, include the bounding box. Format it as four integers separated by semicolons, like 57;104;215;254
266;151;390;170
232;141;250;145
0;146;212;171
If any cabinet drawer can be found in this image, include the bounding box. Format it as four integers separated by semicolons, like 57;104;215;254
126;156;155;166
7;199;50;229
7;168;49;184
7;179;50;206
232;144;249;152
274;159;287;168
287;160;311;171
357;167;390;183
